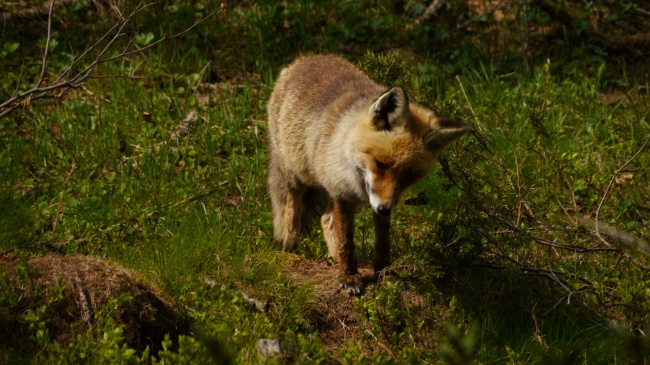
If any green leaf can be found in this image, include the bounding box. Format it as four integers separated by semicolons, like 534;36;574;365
3;42;19;53
134;32;155;46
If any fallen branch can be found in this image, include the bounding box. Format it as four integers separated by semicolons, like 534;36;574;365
74;274;95;328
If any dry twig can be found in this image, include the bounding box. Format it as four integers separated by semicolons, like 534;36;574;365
406;0;446;30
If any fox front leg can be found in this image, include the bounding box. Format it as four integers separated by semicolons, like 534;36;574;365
372;212;391;273
332;199;363;295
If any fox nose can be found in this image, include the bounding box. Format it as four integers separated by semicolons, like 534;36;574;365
376;205;391;216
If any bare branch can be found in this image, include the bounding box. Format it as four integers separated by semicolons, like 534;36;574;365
10;69;29;100
87;75;149;80
595;137;650;230
530;236;617;253
51;2;145;86
69;1;151;85
36;0;56;90
101;16;214;63
0;1;219;120
593;136;650;270
485;210;617;254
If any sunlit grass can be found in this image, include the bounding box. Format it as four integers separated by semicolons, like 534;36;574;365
1;0;649;363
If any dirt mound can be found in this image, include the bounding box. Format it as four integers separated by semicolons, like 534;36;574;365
0;253;188;351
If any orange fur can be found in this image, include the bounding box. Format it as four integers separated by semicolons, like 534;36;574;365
267;55;472;294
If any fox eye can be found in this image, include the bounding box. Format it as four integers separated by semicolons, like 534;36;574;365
375;159;389;170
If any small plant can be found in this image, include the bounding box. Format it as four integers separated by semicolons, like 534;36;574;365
439;323;479;365
358;51;414;92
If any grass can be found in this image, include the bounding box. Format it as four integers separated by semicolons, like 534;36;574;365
1;0;650;363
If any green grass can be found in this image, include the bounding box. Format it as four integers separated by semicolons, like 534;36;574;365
1;0;650;363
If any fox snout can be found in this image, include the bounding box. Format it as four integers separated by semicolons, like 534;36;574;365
376;205;391;216
364;173;398;216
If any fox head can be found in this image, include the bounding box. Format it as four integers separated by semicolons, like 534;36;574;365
350;87;473;216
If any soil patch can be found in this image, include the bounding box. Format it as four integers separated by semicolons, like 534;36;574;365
281;256;374;349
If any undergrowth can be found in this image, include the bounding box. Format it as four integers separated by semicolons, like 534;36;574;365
1;0;649;363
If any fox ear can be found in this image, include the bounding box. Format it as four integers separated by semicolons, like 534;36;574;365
369;87;409;131
423;118;473;151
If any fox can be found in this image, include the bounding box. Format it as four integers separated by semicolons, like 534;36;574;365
266;54;472;294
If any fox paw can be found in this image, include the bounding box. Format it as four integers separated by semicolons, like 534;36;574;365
338;273;364;295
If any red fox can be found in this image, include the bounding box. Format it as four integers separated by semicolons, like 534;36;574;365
267;55;472;294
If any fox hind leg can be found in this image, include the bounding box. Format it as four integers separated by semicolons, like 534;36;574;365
267;154;289;243
269;188;287;244
282;185;305;252
320;200;339;262
267;153;304;250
